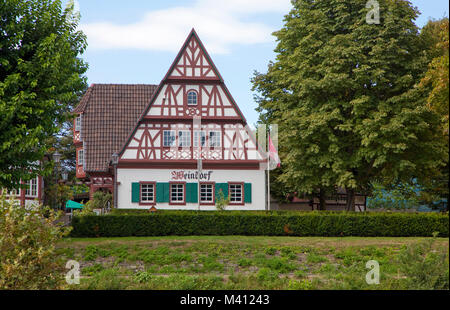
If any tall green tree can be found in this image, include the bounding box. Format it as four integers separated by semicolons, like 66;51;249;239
252;0;448;210
419;18;449;134
416;18;449;207
0;0;87;189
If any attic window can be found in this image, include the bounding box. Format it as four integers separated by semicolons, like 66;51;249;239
187;91;197;105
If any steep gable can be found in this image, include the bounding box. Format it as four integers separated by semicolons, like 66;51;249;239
165;29;222;81
119;29;260;161
143;29;245;120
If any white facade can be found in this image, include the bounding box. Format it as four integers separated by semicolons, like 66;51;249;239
117;168;266;210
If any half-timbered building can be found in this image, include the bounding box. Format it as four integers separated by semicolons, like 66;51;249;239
73;29;266;210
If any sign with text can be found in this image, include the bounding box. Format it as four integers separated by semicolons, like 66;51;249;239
171;170;213;181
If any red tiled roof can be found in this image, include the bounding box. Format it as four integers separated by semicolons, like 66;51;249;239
72;84;158;172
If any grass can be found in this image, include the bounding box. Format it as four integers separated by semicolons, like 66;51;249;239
55;236;449;290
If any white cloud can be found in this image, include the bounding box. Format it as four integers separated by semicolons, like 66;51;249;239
79;0;291;54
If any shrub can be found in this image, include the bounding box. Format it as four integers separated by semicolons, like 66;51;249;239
0;196;71;289
70;211;449;238
75;191;112;216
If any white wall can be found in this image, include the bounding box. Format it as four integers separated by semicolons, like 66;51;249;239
117;168;266;210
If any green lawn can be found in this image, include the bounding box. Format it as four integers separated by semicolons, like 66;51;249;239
56;236;449;290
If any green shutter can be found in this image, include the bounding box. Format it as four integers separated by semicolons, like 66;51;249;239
215;183;229;201
131;183;140;203
244;183;252;203
186;183;198;203
164;183;170;202
156;183;169;203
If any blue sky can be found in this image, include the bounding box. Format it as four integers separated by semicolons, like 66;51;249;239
73;0;449;126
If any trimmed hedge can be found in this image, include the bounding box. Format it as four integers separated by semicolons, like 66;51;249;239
70;211;449;238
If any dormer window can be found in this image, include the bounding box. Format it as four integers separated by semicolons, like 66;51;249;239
187;91;197;105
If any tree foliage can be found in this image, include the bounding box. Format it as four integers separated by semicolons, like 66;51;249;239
0;0;88;189
415;18;449;205
45;182;73;210
419;18;449;134
252;0;448;210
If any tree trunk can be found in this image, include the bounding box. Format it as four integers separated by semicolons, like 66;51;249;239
346;188;355;211
318;189;326;211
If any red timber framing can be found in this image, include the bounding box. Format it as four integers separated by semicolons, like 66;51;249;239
145;83;242;119
88;173;113;199
121;121;258;162
73;112;86;179
76;146;86;179
165;29;222;81
119;29;264;168
73;114;82;144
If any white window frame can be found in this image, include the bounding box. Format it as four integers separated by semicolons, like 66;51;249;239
209;131;221;147
200;183;214;204
170;183;185;203
78;149;84;166
178;130;191;147
163;130;176;147
25;177;38;197
194;131;206;148
75;115;82;131
187;91;198;105
229;184;243;203
140;183;155;203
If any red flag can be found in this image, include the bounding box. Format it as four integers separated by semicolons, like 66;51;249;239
268;134;281;168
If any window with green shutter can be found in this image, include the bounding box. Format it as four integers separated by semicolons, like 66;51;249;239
244;183;252;203
131;182;140;203
186;183;198;203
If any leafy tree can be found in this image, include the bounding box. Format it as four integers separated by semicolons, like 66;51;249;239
0;0;88;189
252;0;448;210
419;18;449;134
415;18;449;207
